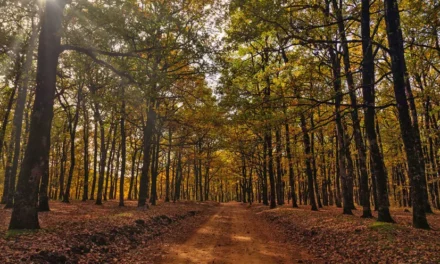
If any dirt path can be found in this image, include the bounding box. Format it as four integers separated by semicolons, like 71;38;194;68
160;202;316;264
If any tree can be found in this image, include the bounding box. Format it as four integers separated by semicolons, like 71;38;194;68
361;0;391;221
384;0;429;229
9;0;67;229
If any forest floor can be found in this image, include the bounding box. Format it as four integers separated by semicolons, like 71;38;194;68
154;202;317;264
0;200;219;263
252;203;440;263
1;201;440;263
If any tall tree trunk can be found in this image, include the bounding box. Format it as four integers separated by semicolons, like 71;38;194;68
3;138;15;208
285;122;298;208
134;149;142;200
9;0;66;229
58;127;67;200
198;140;203;201
119;86;126;206
193;147;198;201
138;100;156;207
326;139;334;206
416;73;440;209
149;135;157;203
128;146;138;200
275;128;283;205
263;51;276;209
329;42;352;214
405;76;432;214
334;133;342;208
361;0;389;220
174;150;183;202
384;0;429;229
62;88;82;203
241;153;247;203
82;100;89;201
204;146;211;202
279;48;297;208
94;93;107;206
90;119;98;200
319;128;329;206
343;122;356;211
105;122;117;201
266;130;276;209
332;0;370;216
300;114;318;211
262;137;268;206
150;132;160;205
4;21;38;209
0;62;20;205
310;114;322;208
165;128;172;202
324;1;341;209
112;141;121;200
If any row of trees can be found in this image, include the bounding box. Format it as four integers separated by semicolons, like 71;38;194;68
0;0;237;230
218;0;439;229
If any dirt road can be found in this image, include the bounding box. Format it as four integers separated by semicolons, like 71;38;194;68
160;202;315;264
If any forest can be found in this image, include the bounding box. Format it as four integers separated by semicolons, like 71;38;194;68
0;0;439;263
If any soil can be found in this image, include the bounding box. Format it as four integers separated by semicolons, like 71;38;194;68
157;202;318;264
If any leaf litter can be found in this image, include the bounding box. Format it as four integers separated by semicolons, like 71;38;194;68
0;200;219;263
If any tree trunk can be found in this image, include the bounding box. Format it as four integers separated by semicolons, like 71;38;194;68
0;63;19;205
329;42;352;214
150;132;160;205
4;22;38;209
128;146;138;200
319;128;329;206
3;140;14;208
138;100;156;207
134;149;142;200
90;119;98;200
82;99;89;201
58;127;67;200
285;122;298;208
384;0;429;229
94;93;107;206
62;88;82;203
332;0;370;216
165;128;172;202
105;122;117;201
343;122;356;211
198;140;203;201
279;48;296;208
405;75;432;214
174;150;183;202
112;141;121;200
9;0;66;229
119;86;126;206
263;65;276;208
262;139;268;206
266;129;276;209
361;0;389;220
300;114;318;211
275;128;284;205
310;114;322;208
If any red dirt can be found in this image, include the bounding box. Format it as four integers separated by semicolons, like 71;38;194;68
157;202;318;264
